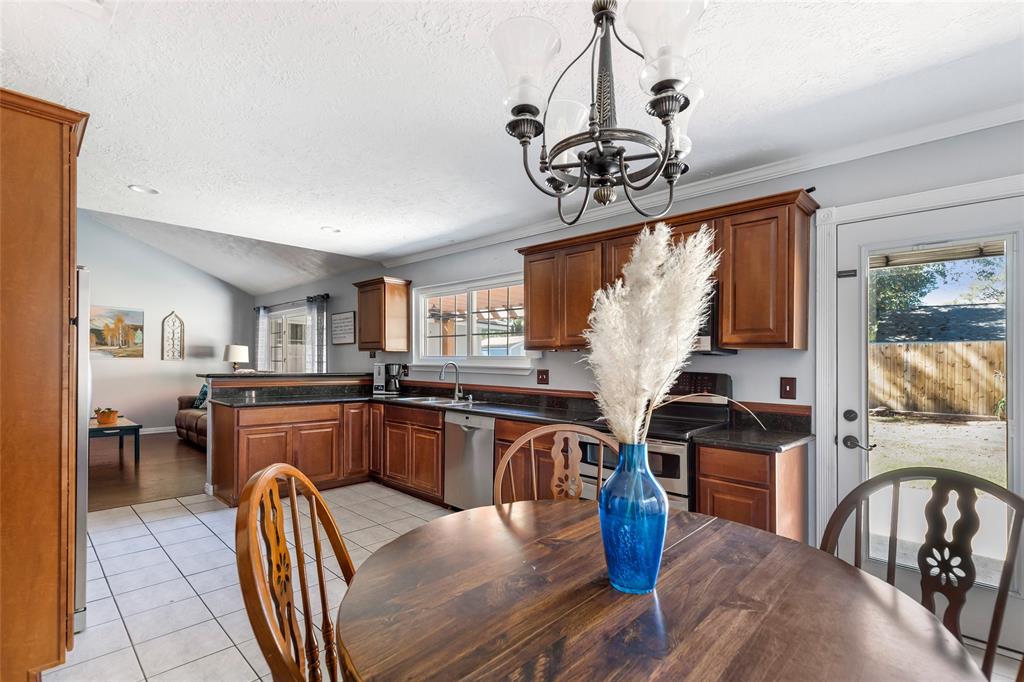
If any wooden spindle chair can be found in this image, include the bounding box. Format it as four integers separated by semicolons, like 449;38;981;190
493;424;618;504
236;463;361;682
820;467;1024;680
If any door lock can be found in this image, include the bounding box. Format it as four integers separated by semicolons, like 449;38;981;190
842;409;858;422
842;435;876;452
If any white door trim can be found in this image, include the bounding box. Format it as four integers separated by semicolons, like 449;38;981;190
814;173;1024;542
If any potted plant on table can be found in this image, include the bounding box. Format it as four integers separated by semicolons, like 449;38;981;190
585;222;718;594
94;407;119;426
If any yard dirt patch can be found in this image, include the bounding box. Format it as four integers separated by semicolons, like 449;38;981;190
868;415;1006;487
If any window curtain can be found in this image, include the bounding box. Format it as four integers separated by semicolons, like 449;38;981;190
304;294;330;373
254;306;270;371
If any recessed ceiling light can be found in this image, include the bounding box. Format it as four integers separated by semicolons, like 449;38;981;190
128;183;159;195
320;225;342;233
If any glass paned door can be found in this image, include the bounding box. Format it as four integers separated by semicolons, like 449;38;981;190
834;195;1022;652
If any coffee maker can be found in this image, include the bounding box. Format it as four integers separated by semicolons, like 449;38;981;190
373;363;403;395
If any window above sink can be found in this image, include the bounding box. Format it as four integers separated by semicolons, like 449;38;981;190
411;274;539;375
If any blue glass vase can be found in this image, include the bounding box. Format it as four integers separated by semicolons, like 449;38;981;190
598;443;669;594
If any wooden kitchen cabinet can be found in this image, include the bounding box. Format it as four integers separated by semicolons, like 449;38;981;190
381;405;444;502
384;422;411;483
719;204;809;348
212;402;372;506
353;276;410;352
410;427;443;497
696;443;806;541
1;88;88;679
520;189;817;351
523;242;603;350
238;425;293;478
493;419;556;503
343;403;370;477
368;402;384;475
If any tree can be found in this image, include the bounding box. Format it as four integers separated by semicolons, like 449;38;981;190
954;256;1005;304
868;262;950;340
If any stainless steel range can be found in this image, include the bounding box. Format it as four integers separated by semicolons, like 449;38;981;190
578;372;732;509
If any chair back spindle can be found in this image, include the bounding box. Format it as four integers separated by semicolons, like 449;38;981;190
820;467;1024;680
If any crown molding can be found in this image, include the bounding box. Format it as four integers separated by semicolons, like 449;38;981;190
381;102;1024;269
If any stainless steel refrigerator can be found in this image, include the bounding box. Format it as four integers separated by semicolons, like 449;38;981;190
74;266;90;633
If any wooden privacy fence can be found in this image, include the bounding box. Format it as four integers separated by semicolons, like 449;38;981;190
869;341;1005;416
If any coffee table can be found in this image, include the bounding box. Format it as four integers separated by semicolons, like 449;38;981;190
89;417;142;467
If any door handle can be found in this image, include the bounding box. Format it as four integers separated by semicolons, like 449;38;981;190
842;435;876;452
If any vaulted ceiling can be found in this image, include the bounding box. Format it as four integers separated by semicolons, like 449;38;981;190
3;1;1021;263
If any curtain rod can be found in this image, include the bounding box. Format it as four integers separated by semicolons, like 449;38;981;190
254;292;329;312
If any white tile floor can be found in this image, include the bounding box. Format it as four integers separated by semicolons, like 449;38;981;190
45;482;449;682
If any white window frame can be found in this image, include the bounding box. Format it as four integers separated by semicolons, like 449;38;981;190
411;273;538;375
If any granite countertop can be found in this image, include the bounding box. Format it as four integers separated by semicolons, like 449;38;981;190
199;372;372;379
692;427;815;454
209;392;738;442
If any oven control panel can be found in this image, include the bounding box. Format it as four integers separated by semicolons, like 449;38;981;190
671;372;732;398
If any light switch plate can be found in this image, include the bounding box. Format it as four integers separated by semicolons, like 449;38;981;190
780;377;797;400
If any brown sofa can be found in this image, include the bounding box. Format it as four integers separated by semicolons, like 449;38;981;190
175;395;208;450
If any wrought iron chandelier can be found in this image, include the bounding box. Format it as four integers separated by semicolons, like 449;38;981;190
492;0;707;225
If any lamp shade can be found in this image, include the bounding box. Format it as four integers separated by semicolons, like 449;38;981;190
624;0;708;94
490;16;561;114
545;99;589;165
223;345;249;363
672;85;705;159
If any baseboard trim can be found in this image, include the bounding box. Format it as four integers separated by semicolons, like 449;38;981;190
140;426;176;435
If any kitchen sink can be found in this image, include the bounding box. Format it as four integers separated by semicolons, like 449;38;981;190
391;396;486;408
392;396;452;404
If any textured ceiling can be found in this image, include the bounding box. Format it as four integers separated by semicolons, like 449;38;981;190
85;209;373;296
2;1;1022;262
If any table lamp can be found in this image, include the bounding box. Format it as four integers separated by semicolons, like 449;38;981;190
223;344;249;372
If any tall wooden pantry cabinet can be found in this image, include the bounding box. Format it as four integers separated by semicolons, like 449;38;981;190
1;88;88;680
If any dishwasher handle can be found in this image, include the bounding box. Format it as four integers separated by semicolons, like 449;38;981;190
444;411;495;431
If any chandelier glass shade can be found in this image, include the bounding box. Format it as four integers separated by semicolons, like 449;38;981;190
492;0;708;225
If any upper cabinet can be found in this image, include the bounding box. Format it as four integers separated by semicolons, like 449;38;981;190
353;276;410;352
523;243;603;350
519;189;817;351
719;204;809;348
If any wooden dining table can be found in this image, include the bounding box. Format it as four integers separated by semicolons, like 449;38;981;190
336;500;984;680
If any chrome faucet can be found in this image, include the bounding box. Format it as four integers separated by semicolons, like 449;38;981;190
439;361;462;401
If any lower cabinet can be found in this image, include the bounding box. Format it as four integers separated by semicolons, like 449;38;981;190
379;405;443;502
342;403;370;478
493;419;556;503
293;421;342;483
369;402;384;475
212;402;372;506
384;422;411;483
695;443;806;541
410;427;442;497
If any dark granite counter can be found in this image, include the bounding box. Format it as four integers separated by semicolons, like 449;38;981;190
208;392;713;441
692;427;815;454
210;395;370;407
199;372;372;379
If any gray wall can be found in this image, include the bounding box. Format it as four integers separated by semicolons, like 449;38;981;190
256;121;1024;406
79;213;255;429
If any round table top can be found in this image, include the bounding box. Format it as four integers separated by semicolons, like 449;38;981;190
336;501;983;680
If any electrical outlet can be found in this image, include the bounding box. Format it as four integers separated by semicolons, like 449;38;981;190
369;351;376;358
536;369;550;385
780;377;797;400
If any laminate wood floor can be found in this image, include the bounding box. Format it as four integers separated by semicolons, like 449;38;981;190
88;433;206;511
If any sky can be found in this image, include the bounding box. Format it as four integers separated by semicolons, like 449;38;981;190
920;257;1005;306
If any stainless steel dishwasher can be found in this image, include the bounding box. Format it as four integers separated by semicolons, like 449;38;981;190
444;411;496;510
